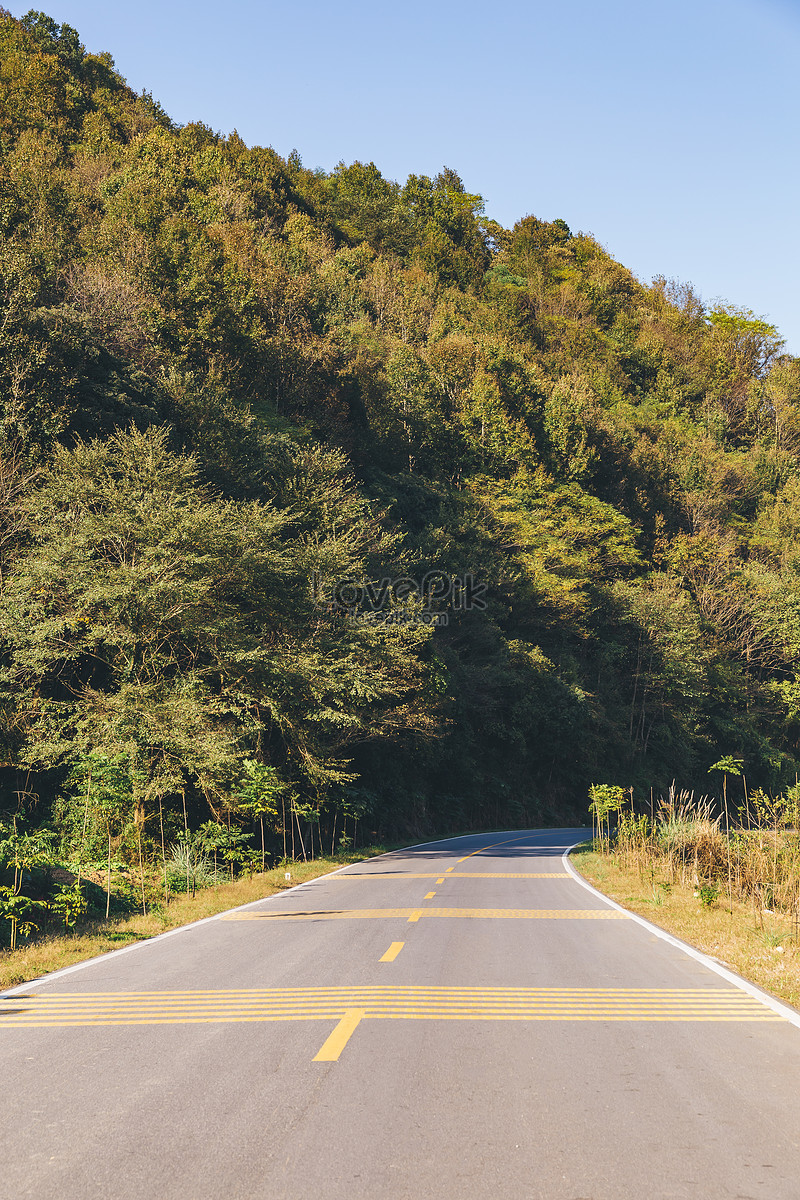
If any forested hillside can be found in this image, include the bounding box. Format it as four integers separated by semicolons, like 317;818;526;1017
2;8;800;869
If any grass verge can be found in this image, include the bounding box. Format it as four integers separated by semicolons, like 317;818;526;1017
0;849;387;992
572;844;800;1009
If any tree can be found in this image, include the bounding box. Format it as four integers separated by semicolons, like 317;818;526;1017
0;821;54;948
588;784;626;851
235;759;284;870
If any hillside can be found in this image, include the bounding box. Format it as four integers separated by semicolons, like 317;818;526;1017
1;8;800;867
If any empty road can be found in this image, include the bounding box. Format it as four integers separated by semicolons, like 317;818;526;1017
2;827;800;1199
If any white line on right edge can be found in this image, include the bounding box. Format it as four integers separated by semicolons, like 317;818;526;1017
563;841;800;1030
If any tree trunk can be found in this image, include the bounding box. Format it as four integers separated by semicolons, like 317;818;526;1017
295;808;307;862
131;748;146;829
105;826;112;920
77;767;92;892
183;791;189;895
159;793;169;906
137;826;147;916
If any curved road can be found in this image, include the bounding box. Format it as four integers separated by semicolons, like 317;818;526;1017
2;828;800;1199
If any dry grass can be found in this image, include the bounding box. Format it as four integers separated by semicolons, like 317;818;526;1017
573;845;800;1009
610;786;800;916
0;853;379;992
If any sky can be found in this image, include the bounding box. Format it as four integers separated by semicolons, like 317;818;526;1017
11;0;800;352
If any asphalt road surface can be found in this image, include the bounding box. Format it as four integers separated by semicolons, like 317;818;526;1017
3;827;800;1200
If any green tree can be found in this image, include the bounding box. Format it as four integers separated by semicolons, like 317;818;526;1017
235;759;284;870
0;822;54;948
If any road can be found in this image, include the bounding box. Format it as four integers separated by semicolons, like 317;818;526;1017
3;827;800;1199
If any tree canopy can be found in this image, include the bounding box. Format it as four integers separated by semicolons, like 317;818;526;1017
1;7;798;865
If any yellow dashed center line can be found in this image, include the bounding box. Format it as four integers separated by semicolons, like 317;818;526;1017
379;942;405;963
425;892;436;900
436;878;444;884
454;834;533;864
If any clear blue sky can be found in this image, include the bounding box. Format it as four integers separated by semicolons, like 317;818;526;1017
12;0;800;352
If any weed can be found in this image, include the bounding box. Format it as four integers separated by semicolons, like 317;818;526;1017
697;883;720;908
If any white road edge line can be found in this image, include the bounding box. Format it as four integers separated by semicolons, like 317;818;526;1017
563;840;800;1031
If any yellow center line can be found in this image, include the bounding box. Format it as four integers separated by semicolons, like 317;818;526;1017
425;892;436;899
379;942;405;963
312;1009;364;1061
436;878;444;884
407;910;422;923
455;834;534;865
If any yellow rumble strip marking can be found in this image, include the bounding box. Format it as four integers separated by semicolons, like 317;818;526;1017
379;942;405;962
220;908;628;921
0;988;781;1033
332;873;571;880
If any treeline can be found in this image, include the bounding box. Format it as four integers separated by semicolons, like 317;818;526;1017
1;8;800;886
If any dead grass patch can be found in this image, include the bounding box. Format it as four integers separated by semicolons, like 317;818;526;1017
573;845;800;1010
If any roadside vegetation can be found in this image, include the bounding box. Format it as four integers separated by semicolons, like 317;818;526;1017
576;778;800;1007
0;846;390;990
